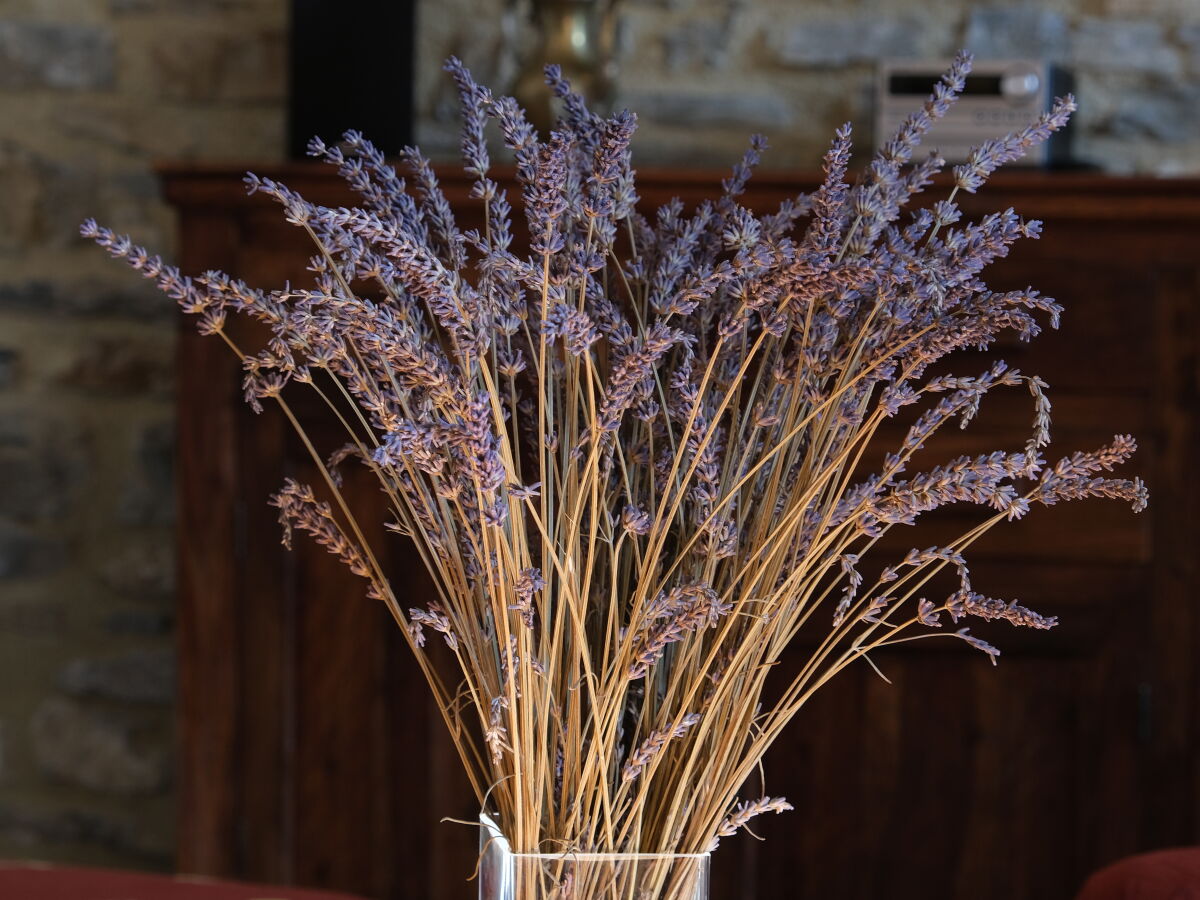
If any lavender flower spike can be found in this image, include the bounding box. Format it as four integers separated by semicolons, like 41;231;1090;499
954;94;1077;193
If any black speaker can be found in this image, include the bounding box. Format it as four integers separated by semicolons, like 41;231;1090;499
288;0;416;159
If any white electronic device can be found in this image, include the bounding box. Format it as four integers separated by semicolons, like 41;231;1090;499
875;59;1074;166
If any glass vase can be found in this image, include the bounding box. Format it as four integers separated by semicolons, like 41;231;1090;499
479;814;710;900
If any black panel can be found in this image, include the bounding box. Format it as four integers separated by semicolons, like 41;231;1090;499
288;0;416;159
887;74;1005;96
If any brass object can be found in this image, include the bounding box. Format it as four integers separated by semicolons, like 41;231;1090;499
513;0;618;134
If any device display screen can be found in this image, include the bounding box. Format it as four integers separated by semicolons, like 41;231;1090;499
888;74;1006;96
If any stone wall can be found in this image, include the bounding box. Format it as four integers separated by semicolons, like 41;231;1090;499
1;0;1197;879
0;0;286;870
418;0;1200;175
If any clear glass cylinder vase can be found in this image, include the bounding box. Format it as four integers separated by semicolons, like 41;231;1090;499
479;814;709;900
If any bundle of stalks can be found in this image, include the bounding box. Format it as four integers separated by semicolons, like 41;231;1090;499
84;51;1145;886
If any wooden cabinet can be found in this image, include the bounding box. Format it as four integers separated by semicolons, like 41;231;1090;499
163;165;1200;899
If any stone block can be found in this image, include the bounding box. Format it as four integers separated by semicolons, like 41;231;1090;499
0;22;115;90
618;88;793;130
662;19;737;73
1101;84;1200;141
0;348;17;388
58;648;175;705
0;411;86;454
0;451;77;523
0;522;65;579
40;165;162;253
0;417;87;524
0;804;171;865
0;414;24;449
770;16;928;67
148;28;285;104
0;280;172;321
963;8;1070;61
116;421;175;526
0;142;159;254
0;143;40;253
103;609;174;636
54;335;173;396
0;598;67;636
30;698;166;795
111;0;276;12
1179;23;1200;74
1071;18;1181;76
98;540;174;604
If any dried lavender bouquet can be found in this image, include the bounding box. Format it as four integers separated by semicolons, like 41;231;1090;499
85;51;1145;870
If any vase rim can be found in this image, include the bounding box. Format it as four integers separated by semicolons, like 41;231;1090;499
506;851;711;860
479;812;710;860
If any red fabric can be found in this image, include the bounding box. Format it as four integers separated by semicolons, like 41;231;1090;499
0;863;368;900
1077;849;1200;900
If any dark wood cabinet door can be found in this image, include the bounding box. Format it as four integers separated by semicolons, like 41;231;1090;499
165;166;1200;899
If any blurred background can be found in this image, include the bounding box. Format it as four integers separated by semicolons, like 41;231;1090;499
0;0;1198;894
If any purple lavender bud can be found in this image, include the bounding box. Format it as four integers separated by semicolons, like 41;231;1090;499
542;303;600;356
443;56;493;178
954;95;1076;193
584;110;638;221
723;134;769;199
621;504;652;536
509;567;545;627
